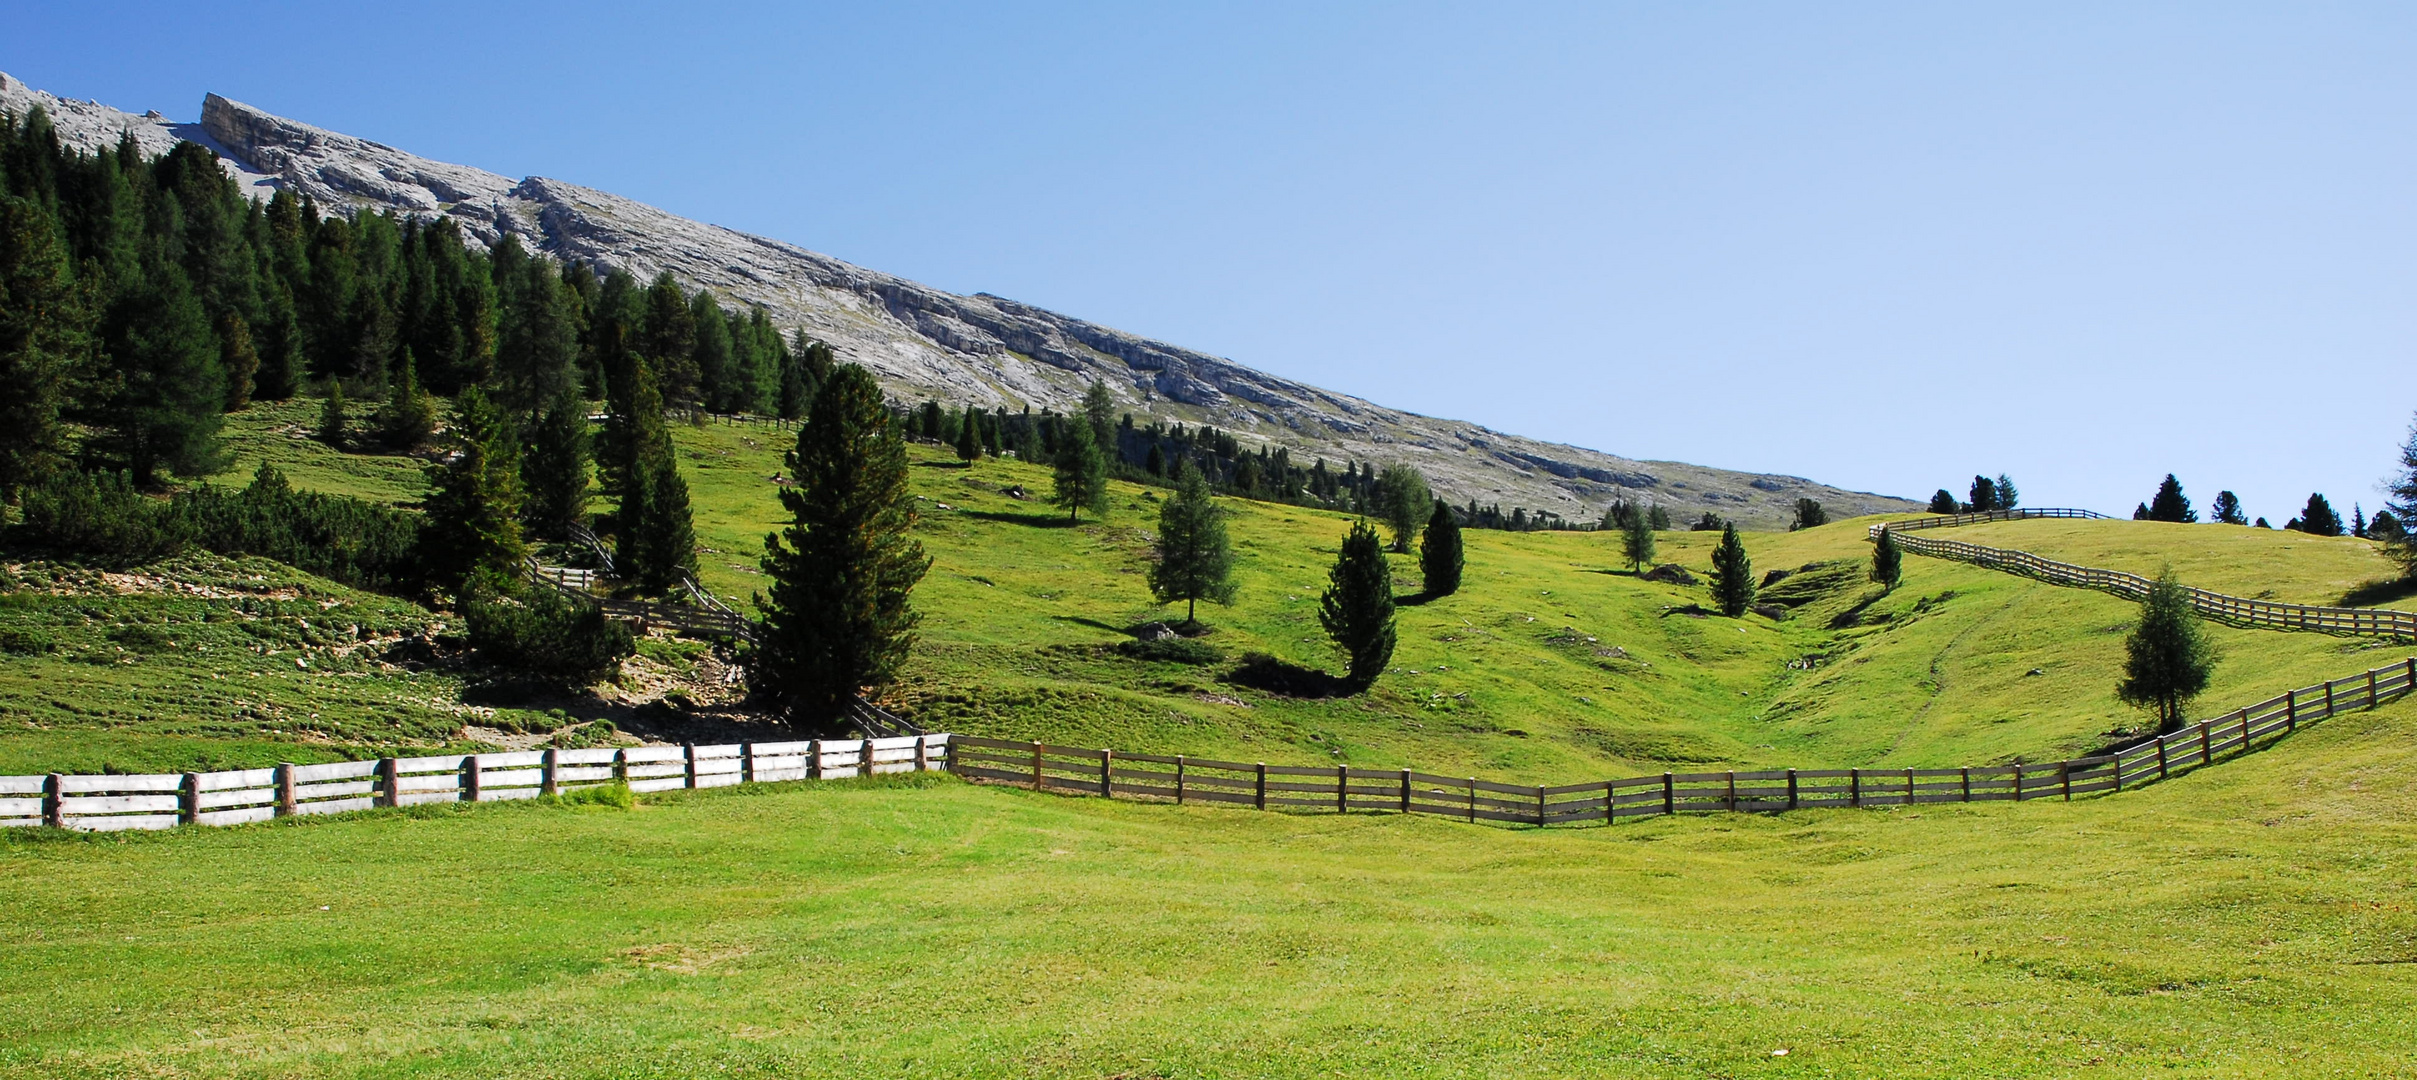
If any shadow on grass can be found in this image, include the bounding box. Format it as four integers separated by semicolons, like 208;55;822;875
1050;614;1129;635
1827;587;1892;629
913;460;972;469
1224;652;1355;699
2340;577;2417;608
960;509;1078;528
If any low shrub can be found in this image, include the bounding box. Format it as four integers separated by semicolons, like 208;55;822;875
464;580;635;681
557;781;634;810
0;628;58;655
12;472;177;562
1116;637;1223;665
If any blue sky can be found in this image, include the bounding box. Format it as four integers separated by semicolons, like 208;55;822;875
8;2;2413;521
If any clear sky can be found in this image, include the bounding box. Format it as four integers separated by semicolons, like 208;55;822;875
7;2;2413;521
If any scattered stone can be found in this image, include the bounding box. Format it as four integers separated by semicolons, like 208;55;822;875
2027;667;2046;676
1751;604;1788;620
1641;564;1698;585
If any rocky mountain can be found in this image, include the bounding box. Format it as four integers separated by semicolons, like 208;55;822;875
0;72;1918;526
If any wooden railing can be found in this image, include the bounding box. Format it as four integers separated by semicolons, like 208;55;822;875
949;656;2417;826
1868;509;2417;638
0;735;951;832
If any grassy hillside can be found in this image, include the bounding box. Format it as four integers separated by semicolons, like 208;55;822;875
3;695;2412;1078
12;403;2398;784
1946;516;2406;607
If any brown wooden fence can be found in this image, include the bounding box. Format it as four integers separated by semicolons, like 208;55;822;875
1870;510;2417;638
0;735;951;832
949;656;2417;826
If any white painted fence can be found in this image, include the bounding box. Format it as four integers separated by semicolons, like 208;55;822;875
0;735;952;831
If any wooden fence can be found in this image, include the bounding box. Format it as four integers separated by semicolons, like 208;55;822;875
0;735;950;832
1869;510;2417;638
949;656;2417;826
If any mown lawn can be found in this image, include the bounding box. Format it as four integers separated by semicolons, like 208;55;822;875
2;693;2412;1078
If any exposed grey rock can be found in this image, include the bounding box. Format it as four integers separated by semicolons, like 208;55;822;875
1641;564;1699;585
0;72;1922;527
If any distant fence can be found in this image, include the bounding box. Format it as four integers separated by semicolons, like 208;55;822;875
1870;509;2417;638
0;735;950;832
950;657;2417;826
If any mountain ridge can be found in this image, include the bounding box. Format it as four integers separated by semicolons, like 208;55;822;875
0;71;1918;526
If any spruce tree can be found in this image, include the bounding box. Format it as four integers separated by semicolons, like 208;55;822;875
1144;443;1166;478
2353;504;2367;539
2146;475;2195;522
2210;490;2247;525
1928;489;1959;514
617;362;696;592
317;381;348;448
0;193;85;504
420;387;526;591
1374;463;1430;552
2115;571;2217;734
1709;522;1754;616
1319;519;1397;689
1052;416;1109;522
753;363;930;730
2295;493;2343;536
1149;457;1237;626
1621;506;1657;572
218;312;258;410
521;383;592;537
99;258;228;486
1081;379;1117;456
1420;498;1464;597
953;408;980;462
1995;473;2019;511
373;347;435;449
1871;526;1902;591
1647;504;1671;530
1790;498;1828;531
1968;475;1998;514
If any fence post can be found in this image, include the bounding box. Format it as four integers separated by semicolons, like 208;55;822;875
2369;668;2379;708
613;749;628;786
682;745;698;789
1256;763;1268;810
2237;710;2251;755
914;737;929;773
742;742;757;783
275;763;297;816
376;758;399;808
2061;763;2072;801
464;755;483;803
806;740;822;781
1467;777;1477;822
180;772;199;826
1605;780;1617;824
2324;680;2334;720
2156;737;2168;781
1905;768;1915;806
542;749;560;797
2013;762;2025;801
2407;657;2415;695
1662;772;1675;815
1032;742;1044;791
1400;768;1412;813
1786;769;1798;810
1960;767;1972;801
861;738;875;778
1103;750;1115;799
1176;756;1187;805
2111;752;2123;790
2199;722;2212;765
43;774;62;828
1849;768;1861;807
1337;764;1348;814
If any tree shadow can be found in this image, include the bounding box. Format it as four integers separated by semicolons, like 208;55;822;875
1826;588;1890;629
959;508;1078;528
1396;592;1435;607
1224;652;1355;699
913;460;973;469
1582;568;1644;577
2340;577;2417;607
1049;614;1129;635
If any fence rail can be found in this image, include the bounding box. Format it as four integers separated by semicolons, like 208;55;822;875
0;735;950;832
949;656;2417;826
1869;509;2417;638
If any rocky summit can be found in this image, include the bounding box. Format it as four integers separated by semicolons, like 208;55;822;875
0;72;1915;525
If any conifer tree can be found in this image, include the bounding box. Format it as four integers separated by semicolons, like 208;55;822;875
2353;504;2367;539
617;363;696;592
2116;571;2217;734
420;387;526;591
1647;504;1671;530
1871;526;1902;591
1928;489;1959;514
1709;522;1754;616
641;271;698;404
1082;379;1117;457
0;193;85;504
2294;493;2343;536
753;364;930;729
521;383;592;537
1144;443;1166;477
1320;519;1397;689
1374;463;1430;552
217;312;258;410
1968;475;1998;514
1149;458;1237;626
2389;415;2417;576
316;381;348;448
1621;506;1657;572
1995;473;2019;511
2146;475;2195;522
1052;417;1109;522
373;347;435;449
1420;498;1463;597
2210;490;2247;526
99;258;228;486
1790;498;1828;531
953;407;980;462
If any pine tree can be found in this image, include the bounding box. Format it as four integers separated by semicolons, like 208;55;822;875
1995;474;2019;511
1647;504;1671;530
420;387;526;591
2295;493;2343;536
1374;463;1430;552
953;407;980;462
217;312;258;410
1420;498;1464;597
2389;414;2417;576
1709;522;1754;617
1320;519;1397;689
1144;443;1166;477
1790;498;1828;531
0;193;85;504
1968;475;1998;514
1082;379;1117;457
372;347;435;449
1148;458;1237;626
316;381;348;448
2353;504;2368;539
2147;475;2195;522
752;363;930;730
1928;489;1959;514
1621;506;1657;572
521;383;592;537
618;361;696;592
99;258;228;486
2210;490;2247;525
1871;526;1902;591
1052;417;1109;522
2115;571;2217;734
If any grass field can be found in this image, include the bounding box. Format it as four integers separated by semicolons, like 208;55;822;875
2;692;2411;1078
9;403;2405;784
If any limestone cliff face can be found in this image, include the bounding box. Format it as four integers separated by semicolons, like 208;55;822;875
0;72;1917;525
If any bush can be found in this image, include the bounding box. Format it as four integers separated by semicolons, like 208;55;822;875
11;471;177;562
464;580;635;681
1116;637;1223;665
0;627;58;654
558;781;634;809
9;465;421;593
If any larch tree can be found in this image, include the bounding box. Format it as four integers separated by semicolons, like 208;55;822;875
520;382;592;537
1052;416;1109;522
420;387;526;592
752;363;931;731
0;193;86;504
1374;463;1430;553
1148;457;1237;627
2115;571;2218;734
1621;506;1657;572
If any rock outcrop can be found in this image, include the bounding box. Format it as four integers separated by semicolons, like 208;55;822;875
0;72;1918;526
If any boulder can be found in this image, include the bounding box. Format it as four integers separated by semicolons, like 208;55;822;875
1641;564;1698;585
